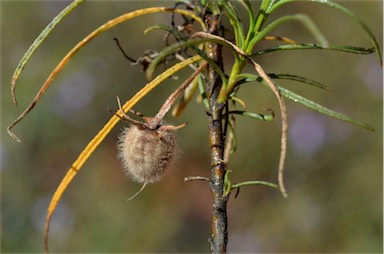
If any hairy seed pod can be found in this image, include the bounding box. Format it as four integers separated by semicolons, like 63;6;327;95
117;125;177;183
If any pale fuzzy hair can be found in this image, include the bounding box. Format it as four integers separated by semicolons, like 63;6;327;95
117;125;178;183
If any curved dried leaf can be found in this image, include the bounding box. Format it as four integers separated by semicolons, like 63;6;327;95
44;55;202;253
172;75;199;117
8;7;205;143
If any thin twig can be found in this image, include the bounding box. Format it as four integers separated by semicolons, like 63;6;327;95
184;176;210;182
113;38;137;62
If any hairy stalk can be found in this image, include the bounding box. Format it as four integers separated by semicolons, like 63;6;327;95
206;14;228;253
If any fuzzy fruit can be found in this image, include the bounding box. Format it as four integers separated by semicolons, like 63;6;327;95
117;125;177;183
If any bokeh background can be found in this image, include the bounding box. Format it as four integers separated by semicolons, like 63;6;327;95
1;1;382;253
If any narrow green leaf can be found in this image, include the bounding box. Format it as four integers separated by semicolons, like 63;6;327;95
240;0;256;47
252;43;375;56
221;1;245;48
269;74;332;92
267;0;382;64
11;0;85;104
232;180;280;190
197;74;209;109
244;73;374;130
240;0;256;31
253;0;273;33
227;110;275;121
237;73;332;92
247;14;328;54
278;86;375;131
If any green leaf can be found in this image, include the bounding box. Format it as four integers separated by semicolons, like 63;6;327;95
267;0;382;64
246;14;328;54
237;72;332;92
227;110;275;121
197;74;209;109
278;86;375;131
244;72;374;130
240;0;257;47
252;43;375;56
11;0;85;104
232;180;280;190
269;74;332;92
221;1;245;48
253;0;273;33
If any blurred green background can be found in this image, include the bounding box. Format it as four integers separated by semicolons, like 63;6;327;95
1;1;382;253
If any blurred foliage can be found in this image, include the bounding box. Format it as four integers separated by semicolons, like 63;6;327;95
1;1;382;253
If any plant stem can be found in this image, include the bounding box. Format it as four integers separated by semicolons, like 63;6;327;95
208;108;228;253
206;14;228;254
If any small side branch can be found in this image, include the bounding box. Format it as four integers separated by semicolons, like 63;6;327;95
184;176;210;182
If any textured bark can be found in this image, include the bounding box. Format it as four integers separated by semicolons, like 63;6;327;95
205;14;228;254
208;109;228;254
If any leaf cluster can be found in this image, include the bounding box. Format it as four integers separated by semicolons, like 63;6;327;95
7;1;381;252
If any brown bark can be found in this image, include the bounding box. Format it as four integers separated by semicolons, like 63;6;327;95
205;13;228;254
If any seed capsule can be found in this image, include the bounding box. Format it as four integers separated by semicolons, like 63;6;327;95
117;125;177;184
